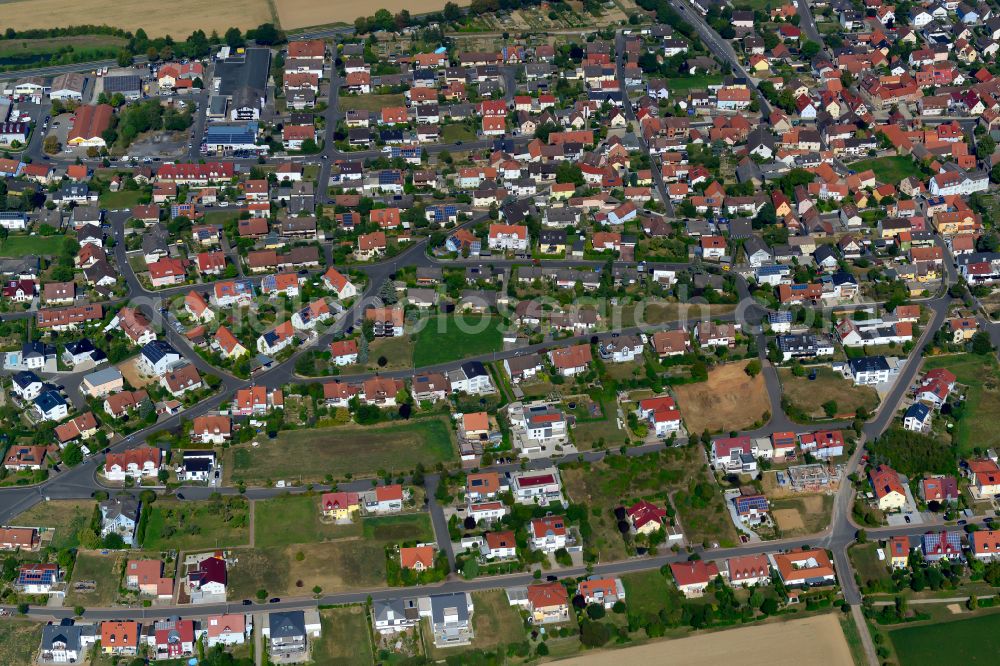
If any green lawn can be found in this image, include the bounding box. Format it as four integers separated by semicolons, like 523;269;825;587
848;156;923;183
622;569;681;616
312;606;375;666
889;611;1000;665
340;93;406;113
362;514;434;542
0;234;66;257
665;74;723;93
922;353;1000;456
98;189;145;208
441;124;476;143
849;543;891;588
226;417;456;484
141;497;250;551
367;336;414;371
413;315;504;366
254;494;361;549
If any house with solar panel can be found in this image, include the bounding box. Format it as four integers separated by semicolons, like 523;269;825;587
733;492;770;526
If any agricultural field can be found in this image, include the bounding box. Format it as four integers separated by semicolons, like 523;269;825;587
312;606;376;666
412;315;503;367
0;0;272;34
769;494;833;538
225;417;456;484
64;550;124;607
141;497;250;551
0;234;66;258
779;367;881;421
889;611;1000;666
848;155;924;183
559;613;853;665
674;360;771;433
12;499;94;551
280;0;470;29
922;353;1000;456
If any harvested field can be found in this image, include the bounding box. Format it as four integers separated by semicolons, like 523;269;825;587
773;509;804;532
559;613;853;666
279;0;470;29
0;0;272;34
674;360;770;433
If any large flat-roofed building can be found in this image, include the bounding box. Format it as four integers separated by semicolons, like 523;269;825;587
214;48;271;121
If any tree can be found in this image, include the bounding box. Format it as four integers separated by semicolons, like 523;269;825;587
117;50;132;67
760;597;778;615
586;603;606;620
800;40;821;58
579;620;611;647
555;162;585;186
61;443;83;467
536;642;549;656
443;1;463;21
744;359;761;378
254;23;280;45
225;27;244;48
822;400;838;418
462;559;479;579
971;331;993;355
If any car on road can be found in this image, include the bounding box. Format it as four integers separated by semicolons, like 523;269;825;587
958;519;967;525
176;493;185;500
242;599;252;606
904;515;911;523
546;575;558;582
269;597;281;603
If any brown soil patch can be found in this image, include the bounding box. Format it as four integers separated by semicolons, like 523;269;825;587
946;603;964;614
674;360;770;433
118;357;156;389
277;0;470;29
559;613;853;666
801;495;825;513
773;509;805;532
0;0;272;34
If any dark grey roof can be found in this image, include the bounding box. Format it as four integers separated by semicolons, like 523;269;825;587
849;356;890;373
461;360;488;379
268;610;305;639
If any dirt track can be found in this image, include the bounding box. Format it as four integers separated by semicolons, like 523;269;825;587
558;613;853;666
